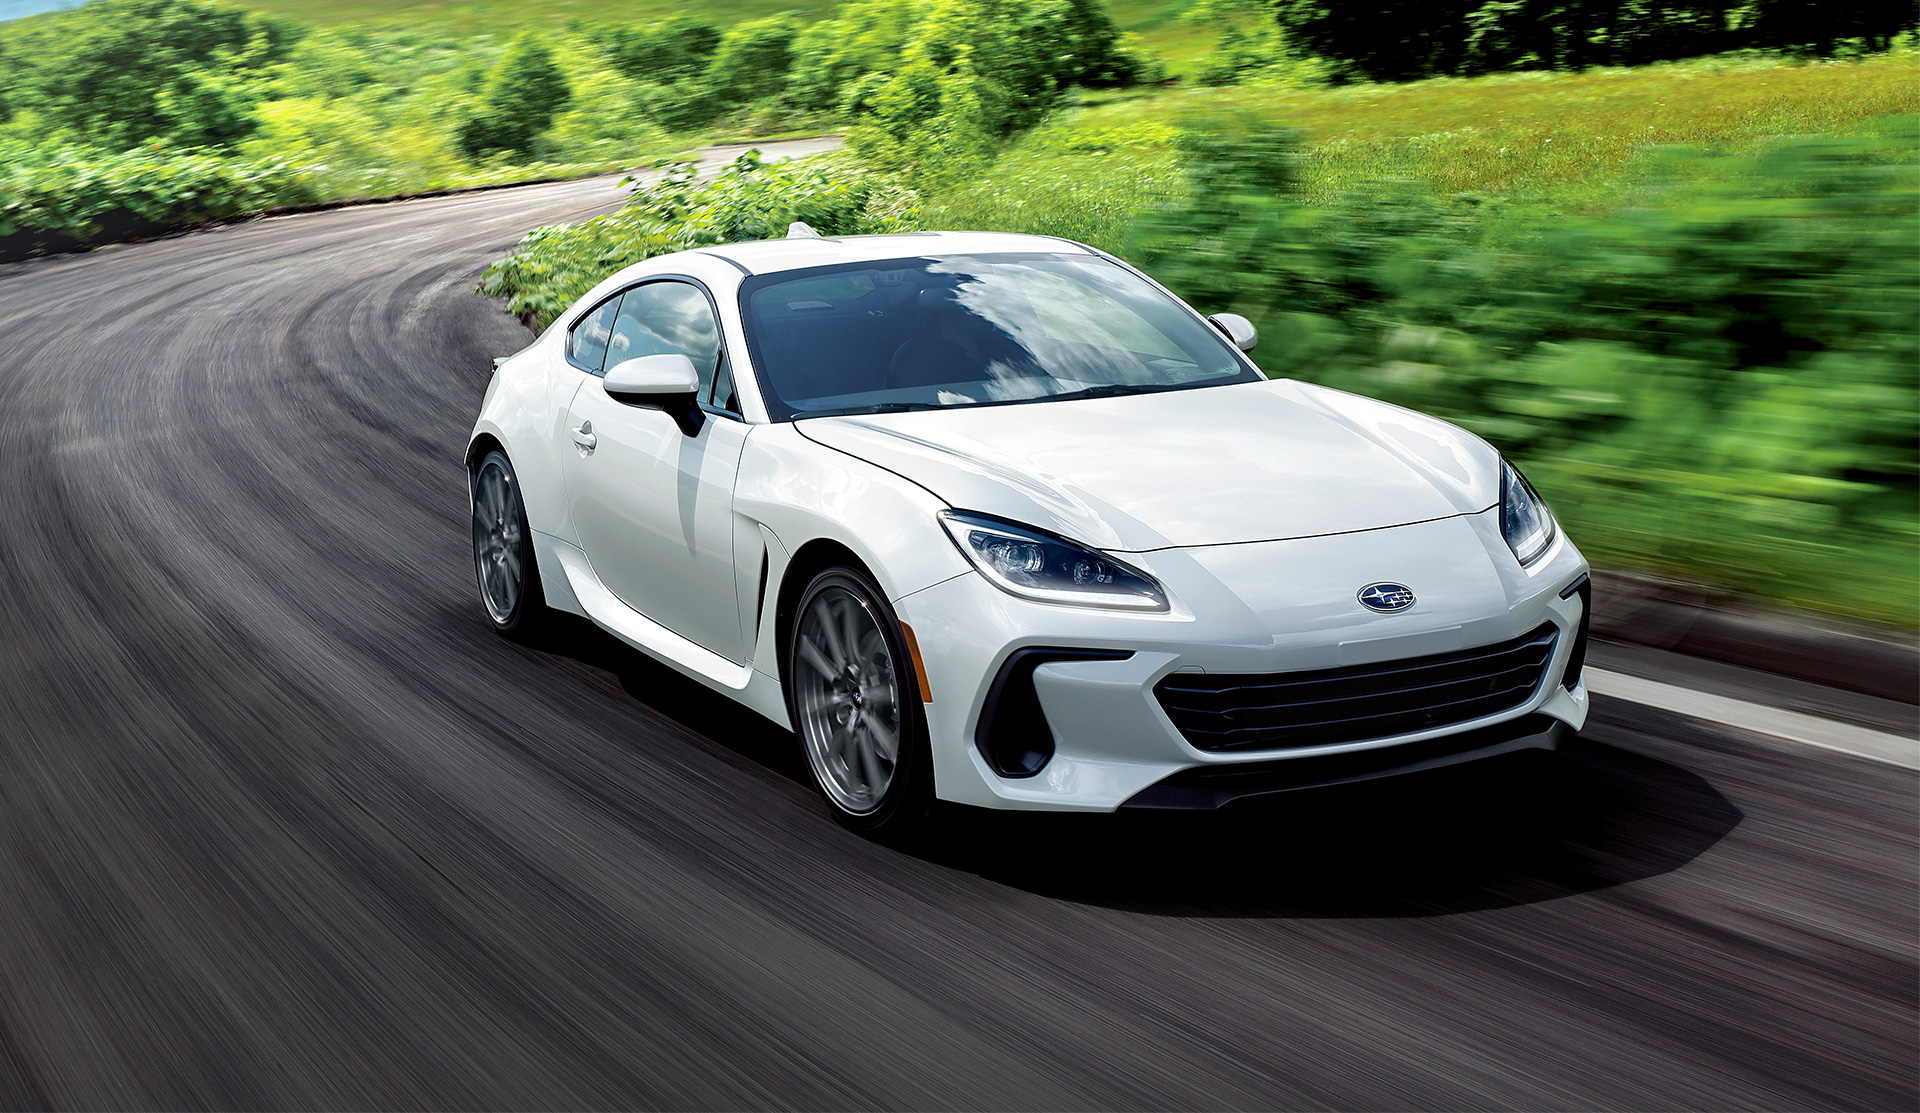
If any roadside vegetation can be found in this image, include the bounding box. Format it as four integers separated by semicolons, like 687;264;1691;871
3;0;1914;622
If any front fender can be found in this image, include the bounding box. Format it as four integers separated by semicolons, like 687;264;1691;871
735;424;971;608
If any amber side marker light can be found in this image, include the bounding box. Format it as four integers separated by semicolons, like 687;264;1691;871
899;622;934;704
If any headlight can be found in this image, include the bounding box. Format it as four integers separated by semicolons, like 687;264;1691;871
938;510;1168;611
1500;458;1556;566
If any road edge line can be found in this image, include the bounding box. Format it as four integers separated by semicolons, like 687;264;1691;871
1587;667;1919;770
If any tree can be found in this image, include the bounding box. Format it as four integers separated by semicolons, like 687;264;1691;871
1272;0;1479;81
3;0;296;148
596;17;722;86
456;33;571;160
1749;0;1917;55
1273;0;1908;81
707;15;801;104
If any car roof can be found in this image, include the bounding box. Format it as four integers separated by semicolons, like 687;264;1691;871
699;230;1097;275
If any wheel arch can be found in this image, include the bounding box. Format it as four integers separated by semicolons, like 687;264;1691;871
465;431;507;478
772;538;869;697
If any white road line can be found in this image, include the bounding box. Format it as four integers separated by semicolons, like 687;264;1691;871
1587;668;1920;770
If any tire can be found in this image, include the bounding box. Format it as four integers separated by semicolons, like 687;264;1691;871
470;449;551;642
787;567;934;838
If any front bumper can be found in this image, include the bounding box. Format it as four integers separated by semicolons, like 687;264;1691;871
894;508;1591;812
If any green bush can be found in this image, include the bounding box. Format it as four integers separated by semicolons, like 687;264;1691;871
1124;113;1920;618
801;0;1150;186
0;0;297;149
479;150;919;328
455;32;571;159
0;141;316;260
707;15;802;104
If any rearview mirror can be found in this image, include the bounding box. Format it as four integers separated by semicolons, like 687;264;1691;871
1207;312;1258;353
604;354;704;435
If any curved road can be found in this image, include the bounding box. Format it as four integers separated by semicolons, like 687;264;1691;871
0;148;1912;1110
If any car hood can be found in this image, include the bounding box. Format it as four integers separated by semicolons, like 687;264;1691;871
794;378;1502;552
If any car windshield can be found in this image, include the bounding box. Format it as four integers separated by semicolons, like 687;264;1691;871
738;252;1259;420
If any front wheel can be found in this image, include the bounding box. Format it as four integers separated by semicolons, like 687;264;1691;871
471;449;550;641
788;568;933;838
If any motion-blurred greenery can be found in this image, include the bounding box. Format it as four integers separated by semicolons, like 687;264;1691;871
479;150;916;328
486;48;1919;622
3;0;1915;621
1122;116;1918;621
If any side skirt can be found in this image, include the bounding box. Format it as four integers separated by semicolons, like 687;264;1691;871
532;531;794;730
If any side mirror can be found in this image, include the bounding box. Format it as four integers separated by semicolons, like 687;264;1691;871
604;354;704;436
1207;312;1258;353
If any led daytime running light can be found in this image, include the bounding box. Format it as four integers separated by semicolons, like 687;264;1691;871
939;511;1168;611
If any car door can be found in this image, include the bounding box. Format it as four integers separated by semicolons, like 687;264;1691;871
560;278;751;664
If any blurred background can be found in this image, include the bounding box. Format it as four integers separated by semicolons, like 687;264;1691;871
5;0;1912;623
0;3;1913;1108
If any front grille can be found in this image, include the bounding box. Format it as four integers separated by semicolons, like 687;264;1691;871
1156;624;1559;753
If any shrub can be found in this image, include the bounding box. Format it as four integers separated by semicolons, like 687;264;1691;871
796;0;1148;187
707;16;803;105
0;142;315;260
455;32;571;159
479;151;919;328
1123;113;1920;617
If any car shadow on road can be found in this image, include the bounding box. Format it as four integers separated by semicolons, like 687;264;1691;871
531;614;1741;920
918;740;1744;918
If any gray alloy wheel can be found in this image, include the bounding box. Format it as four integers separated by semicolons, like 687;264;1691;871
471;450;547;639
788;568;931;834
795;583;902;813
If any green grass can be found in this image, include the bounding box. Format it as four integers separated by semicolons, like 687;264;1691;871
930;53;1920;253
921;53;1920;624
1065;50;1920;206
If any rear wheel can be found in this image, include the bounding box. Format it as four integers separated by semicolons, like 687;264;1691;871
471;449;550;641
788;567;932;837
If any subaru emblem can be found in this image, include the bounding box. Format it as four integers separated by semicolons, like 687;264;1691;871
1358;583;1416;612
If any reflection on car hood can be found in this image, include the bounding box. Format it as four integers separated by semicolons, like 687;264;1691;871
795;379;1502;551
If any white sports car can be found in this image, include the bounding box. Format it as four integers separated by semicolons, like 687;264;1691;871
468;230;1591;835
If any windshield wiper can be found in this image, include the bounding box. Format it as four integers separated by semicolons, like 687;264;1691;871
796;401;949;418
1047;382;1175;403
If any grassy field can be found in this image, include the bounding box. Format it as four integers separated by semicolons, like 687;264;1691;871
928;49;1920;249
916;51;1920;623
1072;50;1920;203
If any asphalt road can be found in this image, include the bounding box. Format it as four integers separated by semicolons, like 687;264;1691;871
0;147;1913;1111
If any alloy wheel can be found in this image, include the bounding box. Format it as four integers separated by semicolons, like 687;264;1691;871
794;585;903;814
472;459;525;625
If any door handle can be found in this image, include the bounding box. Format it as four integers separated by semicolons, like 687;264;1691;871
570;422;596;454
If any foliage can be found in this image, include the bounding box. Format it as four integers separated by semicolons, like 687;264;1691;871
707;15;803;103
1269;0;1917;81
1120;114;1919;618
0;0;298;149
801;0;1153;186
0;141;316;260
594;16;724;85
479;150;919;327
1186;0;1324;86
455;33;572;159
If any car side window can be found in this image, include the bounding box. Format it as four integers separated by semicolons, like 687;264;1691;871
708;358;737;413
604;281;729;404
567;293;623;372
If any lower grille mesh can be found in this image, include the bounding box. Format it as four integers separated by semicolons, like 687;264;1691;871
1156;624;1559;753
